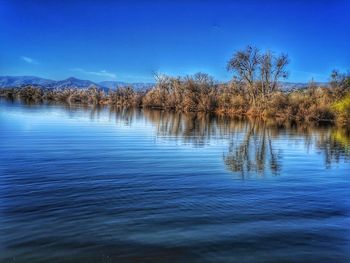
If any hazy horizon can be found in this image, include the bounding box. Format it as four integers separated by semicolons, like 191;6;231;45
0;74;331;85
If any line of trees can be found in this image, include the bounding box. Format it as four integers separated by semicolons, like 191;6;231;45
1;46;349;126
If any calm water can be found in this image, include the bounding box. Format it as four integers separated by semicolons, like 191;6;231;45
1;99;350;262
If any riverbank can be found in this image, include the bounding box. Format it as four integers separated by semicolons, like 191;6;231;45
1;83;349;128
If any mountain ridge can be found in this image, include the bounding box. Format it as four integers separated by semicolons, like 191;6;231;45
0;76;155;90
0;75;328;91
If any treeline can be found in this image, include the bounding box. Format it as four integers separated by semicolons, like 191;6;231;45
1;46;349;126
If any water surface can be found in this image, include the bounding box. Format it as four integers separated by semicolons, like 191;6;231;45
1;100;350;262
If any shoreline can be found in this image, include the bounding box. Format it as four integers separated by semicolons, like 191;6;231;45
0;89;342;128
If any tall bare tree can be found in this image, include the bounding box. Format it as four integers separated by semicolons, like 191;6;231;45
227;46;289;105
227;46;260;105
330;70;350;99
260;51;289;96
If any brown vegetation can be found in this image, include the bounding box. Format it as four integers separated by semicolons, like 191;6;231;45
1;46;349;127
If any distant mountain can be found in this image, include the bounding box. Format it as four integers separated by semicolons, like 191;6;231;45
0;76;55;87
50;77;99;89
0;76;327;92
0;76;155;90
279;81;328;91
99;81;154;90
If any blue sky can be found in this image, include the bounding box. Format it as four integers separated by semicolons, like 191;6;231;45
0;0;349;83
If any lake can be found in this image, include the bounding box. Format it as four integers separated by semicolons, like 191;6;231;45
0;99;350;262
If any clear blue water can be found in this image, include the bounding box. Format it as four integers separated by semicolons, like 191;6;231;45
1;100;350;262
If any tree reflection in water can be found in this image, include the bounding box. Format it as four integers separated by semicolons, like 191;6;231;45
44;103;350;178
144;110;220;146
108;107;350;177
223;121;282;178
318;128;350;168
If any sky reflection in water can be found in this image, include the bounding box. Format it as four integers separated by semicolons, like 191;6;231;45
0;100;350;262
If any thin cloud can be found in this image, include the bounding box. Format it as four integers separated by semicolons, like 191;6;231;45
71;68;116;79
21;56;38;64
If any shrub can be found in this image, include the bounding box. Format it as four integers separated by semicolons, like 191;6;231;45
109;87;141;107
332;93;350;126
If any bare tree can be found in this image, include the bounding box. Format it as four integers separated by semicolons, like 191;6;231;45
227;46;289;105
260;51;289;96
330;70;350;99
227;46;260;105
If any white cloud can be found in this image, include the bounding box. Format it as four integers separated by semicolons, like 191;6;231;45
71;68;116;79
21;56;38;64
